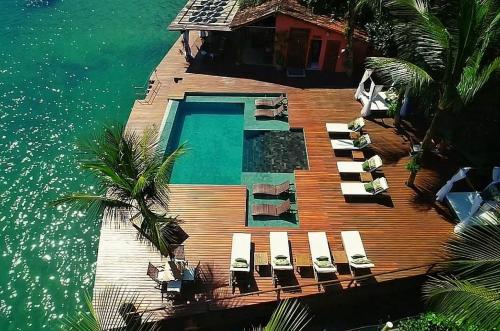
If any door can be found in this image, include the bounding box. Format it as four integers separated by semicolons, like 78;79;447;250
323;40;341;72
307;39;322;69
286;28;310;68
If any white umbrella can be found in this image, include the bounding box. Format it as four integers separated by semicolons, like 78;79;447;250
435;167;471;202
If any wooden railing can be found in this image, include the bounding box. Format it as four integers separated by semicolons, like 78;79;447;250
139;261;443;315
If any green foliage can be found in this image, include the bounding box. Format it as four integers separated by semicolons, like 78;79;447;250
64;286;159;331
237;0;266;9
396;312;474;331
405;156;421;173
52;124;187;256
423;214;500;330
365;18;395;56
252;299;312;331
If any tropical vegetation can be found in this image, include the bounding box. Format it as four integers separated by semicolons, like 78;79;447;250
423;212;500;329
52;124;186;257
365;0;500;165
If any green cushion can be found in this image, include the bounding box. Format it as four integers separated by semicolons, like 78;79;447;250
361;160;370;171
353;136;367;148
314;260;334;268
235;258;247;263
275;255;287;260
364;182;374;193
348;118;363;131
232;261;249;268
274;257;291;266
372;178;384;192
351;257;373;265
316;256;330;262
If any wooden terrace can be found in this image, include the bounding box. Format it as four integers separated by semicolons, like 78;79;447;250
93;33;455;323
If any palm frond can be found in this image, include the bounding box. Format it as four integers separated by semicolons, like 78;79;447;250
63;285;159;331
51;193;132;211
366;57;433;90
154;143;187;186
457;57;500;106
254;299;312;331
423;276;500;330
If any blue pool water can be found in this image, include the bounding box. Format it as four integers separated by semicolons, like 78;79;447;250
167;102;245;184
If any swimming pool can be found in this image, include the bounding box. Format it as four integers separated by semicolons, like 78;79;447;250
166;101;244;184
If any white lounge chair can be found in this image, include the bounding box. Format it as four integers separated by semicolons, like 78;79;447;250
337;155;383;173
331;134;371;150
308;232;337;281
270;232;293;287
341;177;388;196
229;233;251;291
341;231;375;272
326;117;365;133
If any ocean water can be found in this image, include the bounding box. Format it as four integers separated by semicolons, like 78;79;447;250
0;0;184;329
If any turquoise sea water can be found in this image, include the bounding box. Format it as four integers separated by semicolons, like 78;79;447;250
167;102;245;184
0;0;184;329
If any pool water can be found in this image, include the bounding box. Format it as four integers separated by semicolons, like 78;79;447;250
167;102;244;184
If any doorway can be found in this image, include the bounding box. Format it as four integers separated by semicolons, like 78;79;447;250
286;28;310;68
323;40;341;72
307;39;323;69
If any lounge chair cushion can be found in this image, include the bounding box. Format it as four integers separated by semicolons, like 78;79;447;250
353;135;368;148
274;255;291;266
314;260;335;268
351;255;373;265
232;260;249;268
372;178;384;193
364;182;374;193
347;118;363;131
362;158;376;171
316;256;329;261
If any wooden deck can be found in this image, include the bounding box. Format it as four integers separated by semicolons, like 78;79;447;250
94;33;455;322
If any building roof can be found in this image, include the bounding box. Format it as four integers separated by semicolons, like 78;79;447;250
231;0;367;40
169;0;240;31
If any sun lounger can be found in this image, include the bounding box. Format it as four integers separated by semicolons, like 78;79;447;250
331;134;371;150
255;94;287;108
341;231;375;271
253;181;290;196
229;233;251;292
270;232;293;286
252;199;291;216
340;177;389;196
255;104;287;118
337;155;383;173
308;232;337;280
326;117;365;133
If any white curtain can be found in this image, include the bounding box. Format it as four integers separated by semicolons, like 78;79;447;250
435;167;471;201
355;69;373;100
492;166;500;182
361;84;383;117
400;87;410;117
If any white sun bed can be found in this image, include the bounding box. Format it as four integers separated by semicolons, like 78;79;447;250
308;232;337;278
337;155;383;173
270;232;293;271
326;118;365;133
270;232;293;287
230;233;251;273
341;231;375;270
341;177;389;196
331;134;371;150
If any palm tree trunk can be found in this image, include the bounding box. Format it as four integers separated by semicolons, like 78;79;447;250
421;108;443;156
344;0;356;78
394;91;405;129
406;170;417;187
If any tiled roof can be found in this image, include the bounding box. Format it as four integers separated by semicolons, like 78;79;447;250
231;0;367;40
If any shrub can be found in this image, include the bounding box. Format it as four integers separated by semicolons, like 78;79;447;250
397;312;479;331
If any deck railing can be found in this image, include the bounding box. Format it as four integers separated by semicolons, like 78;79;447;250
138;261;443;315
134;69;161;105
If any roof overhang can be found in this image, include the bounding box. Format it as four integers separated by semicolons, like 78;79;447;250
168;0;240;31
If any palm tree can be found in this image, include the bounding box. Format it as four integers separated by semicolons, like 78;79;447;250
64;286;159;331
52;124;186;256
252;299;313;331
423;212;500;329
366;0;500;161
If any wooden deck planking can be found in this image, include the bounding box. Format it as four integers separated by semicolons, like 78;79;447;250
94;34;454;321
